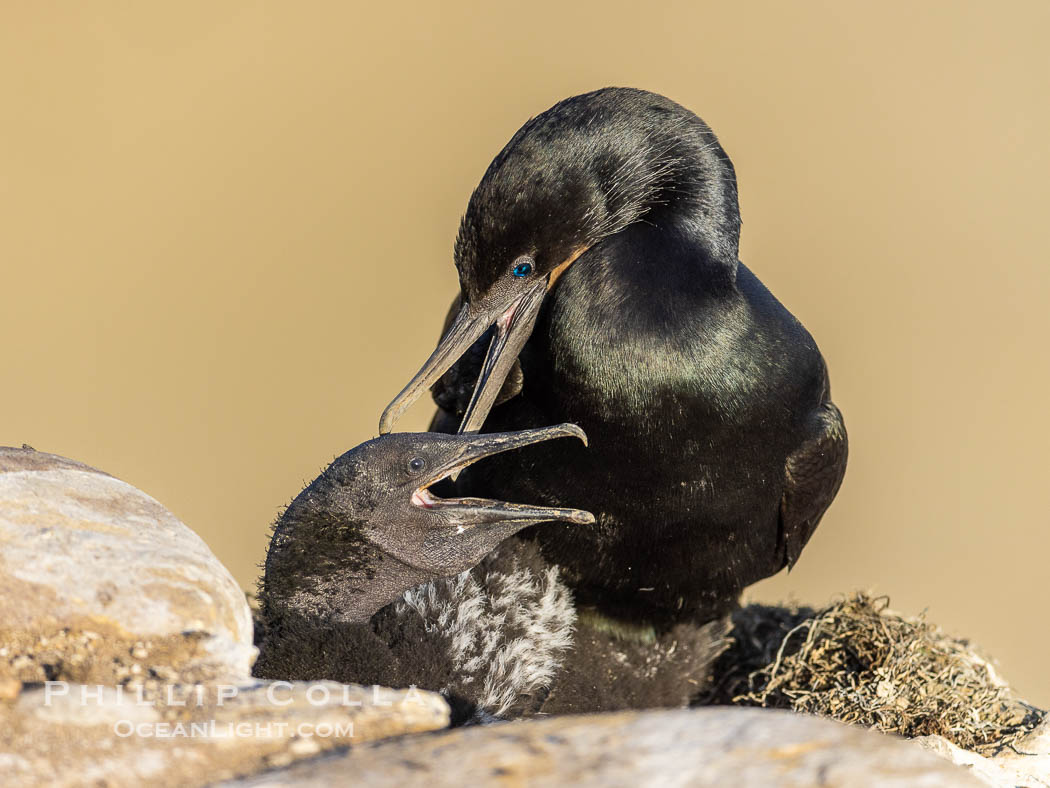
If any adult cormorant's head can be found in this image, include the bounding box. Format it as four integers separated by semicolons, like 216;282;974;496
262;424;592;622
379;87;741;434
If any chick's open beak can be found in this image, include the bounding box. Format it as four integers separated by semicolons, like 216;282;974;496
411;423;594;527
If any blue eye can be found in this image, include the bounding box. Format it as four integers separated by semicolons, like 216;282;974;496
512;261;533;278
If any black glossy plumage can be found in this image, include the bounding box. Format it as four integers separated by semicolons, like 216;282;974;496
428;88;848;628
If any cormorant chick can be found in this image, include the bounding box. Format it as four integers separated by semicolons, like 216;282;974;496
254;425;594;720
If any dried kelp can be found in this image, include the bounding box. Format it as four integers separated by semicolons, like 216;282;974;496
704;594;1044;756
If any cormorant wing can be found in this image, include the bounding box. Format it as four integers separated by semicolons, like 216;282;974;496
778;397;848;570
429;292;524;433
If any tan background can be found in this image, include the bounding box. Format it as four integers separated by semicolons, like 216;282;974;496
2;2;1047;704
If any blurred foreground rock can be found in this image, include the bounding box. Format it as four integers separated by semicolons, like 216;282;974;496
919;720;1050;788
227;706;980;787
0;446;253;684
2;680;448;788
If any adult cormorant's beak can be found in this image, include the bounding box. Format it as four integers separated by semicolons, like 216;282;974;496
379;280;548;435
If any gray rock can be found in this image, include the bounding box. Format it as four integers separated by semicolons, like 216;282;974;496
228;707;981;787
2;680;449;788
919;719;1050;787
0;446;254;684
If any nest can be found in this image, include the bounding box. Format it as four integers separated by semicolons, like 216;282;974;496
703;593;1045;756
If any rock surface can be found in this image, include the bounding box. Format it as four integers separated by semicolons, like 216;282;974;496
0;446;254;684
919;719;1050;787
226;707;980;787
2;680;449;788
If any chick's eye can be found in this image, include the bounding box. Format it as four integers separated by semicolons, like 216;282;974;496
407;457;426;474
512;260;533;278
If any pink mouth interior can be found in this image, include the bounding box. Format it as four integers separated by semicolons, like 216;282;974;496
411;487;439;509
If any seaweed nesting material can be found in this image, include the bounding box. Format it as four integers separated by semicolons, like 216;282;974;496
703;593;1045;756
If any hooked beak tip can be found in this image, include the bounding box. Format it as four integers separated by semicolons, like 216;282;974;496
555;422;589;448
378;402;401;435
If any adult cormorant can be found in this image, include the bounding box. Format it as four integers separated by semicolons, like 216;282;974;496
379;87;848;631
